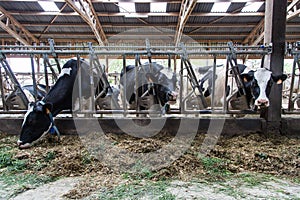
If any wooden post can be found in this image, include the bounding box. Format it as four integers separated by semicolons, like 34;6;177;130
263;0;287;123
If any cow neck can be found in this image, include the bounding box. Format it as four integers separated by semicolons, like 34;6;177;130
42;75;74;116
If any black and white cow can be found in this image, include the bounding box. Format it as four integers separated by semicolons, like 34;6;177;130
5;84;47;110
17;58;119;149
120;62;178;112
200;65;287;109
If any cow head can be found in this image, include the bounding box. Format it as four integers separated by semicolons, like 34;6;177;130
17;101;53;149
146;67;178;107
241;68;287;108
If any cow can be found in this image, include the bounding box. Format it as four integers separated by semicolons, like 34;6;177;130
5;84;47;110
199;65;287;110
17;58;119;149
180;64;223;109
120;62;178;113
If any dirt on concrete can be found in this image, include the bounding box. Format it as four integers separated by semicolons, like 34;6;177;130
0;131;299;199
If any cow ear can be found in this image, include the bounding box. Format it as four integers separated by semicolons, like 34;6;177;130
241;73;254;83
42;103;53;114
272;74;287;85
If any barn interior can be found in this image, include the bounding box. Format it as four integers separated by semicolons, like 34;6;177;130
0;1;300;199
0;0;299;135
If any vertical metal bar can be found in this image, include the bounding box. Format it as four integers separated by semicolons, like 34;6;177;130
122;54;127;116
105;55;109;73
30;54;38;101
0;66;7;110
0;56;29;106
89;56;95;112
135;54;139;116
223;56;230;112
168;54;171;69
211;55;217;111
179;58;184;113
77;55;82;111
43;55;50;92
288;54;297;111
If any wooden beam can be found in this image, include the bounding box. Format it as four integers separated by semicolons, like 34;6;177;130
22;22;259;28
287;0;300;12
248;0;300;45
242;19;264;45
175;0;197;46
38;3;68;39
65;0;107;45
0;6;39;45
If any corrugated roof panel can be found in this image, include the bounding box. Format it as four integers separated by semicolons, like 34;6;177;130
190;27;252;34
1;1;43;11
227;3;246;12
147;16;178;24
257;3;265;12
193;3;214;13
26;26;45;33
47;26;90;33
217;16;263;23
187;16;219;24
135;3;150;13
95;3;119;12
167;3;180;12
14;15;54;23
54;15;85;23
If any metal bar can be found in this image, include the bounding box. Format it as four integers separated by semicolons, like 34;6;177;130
77;55;82;111
288;54;297;111
0;54;29;106
179;59;184;113
0;65;7;110
122;54;127;117
211;55;217;111
43;54;50;92
135;54;140;116
223;57;230;112
30;54;38;101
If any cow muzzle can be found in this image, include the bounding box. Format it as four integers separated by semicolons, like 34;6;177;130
17;140;31;149
255;99;269;107
168;91;178;102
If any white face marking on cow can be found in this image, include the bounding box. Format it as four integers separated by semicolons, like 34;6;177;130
160;68;174;80
254;68;272;106
58;68;72;79
22;104;34;127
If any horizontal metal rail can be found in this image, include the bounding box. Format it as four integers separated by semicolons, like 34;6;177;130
0;45;271;56
0;108;259;115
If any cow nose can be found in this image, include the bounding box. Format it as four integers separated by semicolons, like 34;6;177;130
257;99;269;106
169;91;178;101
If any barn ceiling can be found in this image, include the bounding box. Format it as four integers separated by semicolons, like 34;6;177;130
0;0;299;46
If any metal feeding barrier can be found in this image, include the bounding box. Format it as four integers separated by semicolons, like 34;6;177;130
0;39;272;116
284;41;300;113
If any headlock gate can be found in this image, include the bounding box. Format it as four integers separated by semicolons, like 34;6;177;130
0;39;280;117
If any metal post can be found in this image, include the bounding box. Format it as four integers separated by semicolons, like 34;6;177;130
264;0;287;122
223;57;230;112
179;58;184;113
122;54;127;116
135;54;139;116
43;54;50;92
211;55;217;111
0;66;7;110
288;54;298;111
30;54;38;101
77;55;82;111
